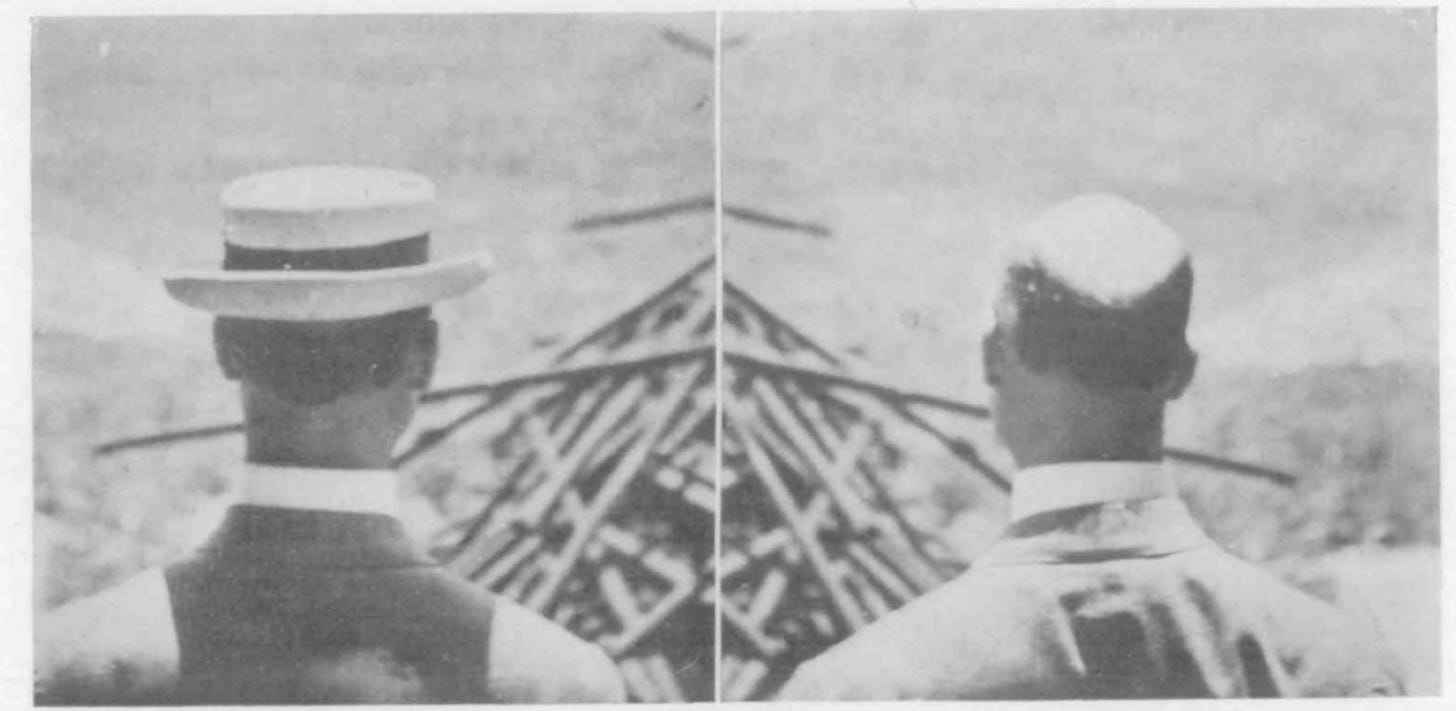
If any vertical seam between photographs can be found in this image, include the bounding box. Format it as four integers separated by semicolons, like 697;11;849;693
1440;4;1455;696
712;7;725;704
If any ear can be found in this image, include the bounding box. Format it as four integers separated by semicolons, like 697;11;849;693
212;320;244;381
1151;347;1198;401
401;318;439;392
981;327;1003;388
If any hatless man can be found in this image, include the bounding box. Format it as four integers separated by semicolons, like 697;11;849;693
777;193;1405;700
36;166;625;704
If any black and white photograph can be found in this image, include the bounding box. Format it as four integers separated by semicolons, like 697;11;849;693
721;7;1440;701
29;13;715;703
10;2;1451;707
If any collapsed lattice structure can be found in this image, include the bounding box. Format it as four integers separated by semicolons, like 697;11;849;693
408;258;718;703
399;245;1012;701
403;246;1019;701
718;285;1017;700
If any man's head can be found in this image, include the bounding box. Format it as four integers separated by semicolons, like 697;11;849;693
163;166;492;468
214;308;439;466
982;194;1197;467
214;307;438;405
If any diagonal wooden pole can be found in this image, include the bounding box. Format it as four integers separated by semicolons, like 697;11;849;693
724;350;1295;487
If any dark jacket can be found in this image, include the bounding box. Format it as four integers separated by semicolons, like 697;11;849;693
778;497;1405;700
36;505;623;705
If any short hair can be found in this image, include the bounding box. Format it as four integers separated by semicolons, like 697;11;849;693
991;193;1195;391
999;258;1193;390
214;307;432;406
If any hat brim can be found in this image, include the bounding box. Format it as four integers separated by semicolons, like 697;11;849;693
162;253;492;321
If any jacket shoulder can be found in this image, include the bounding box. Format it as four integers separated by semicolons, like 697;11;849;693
779;566;1058;700
1188;547;1407;696
35;568;180;704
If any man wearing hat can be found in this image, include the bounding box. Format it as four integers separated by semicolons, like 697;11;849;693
35;166;625;704
777;194;1405;700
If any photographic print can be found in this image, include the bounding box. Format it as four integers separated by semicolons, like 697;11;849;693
720;8;1438;700
18;3;1447;706
31;13;715;704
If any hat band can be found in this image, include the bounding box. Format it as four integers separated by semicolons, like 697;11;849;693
223;234;429;272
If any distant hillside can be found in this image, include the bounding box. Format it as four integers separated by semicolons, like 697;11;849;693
33;237;208;346
33;323;230;608
1174;361;1439;557
1192;255;1436;372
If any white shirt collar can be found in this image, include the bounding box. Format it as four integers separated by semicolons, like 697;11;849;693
241;464;399;517
1010;460;1177;522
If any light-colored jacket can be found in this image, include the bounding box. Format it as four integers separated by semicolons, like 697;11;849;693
779;496;1405;700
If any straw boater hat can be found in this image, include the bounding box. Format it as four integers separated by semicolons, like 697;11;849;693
163;165;491;321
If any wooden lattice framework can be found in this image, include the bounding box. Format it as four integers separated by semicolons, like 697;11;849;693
718;284;1011;700
402;248;1014;702
411;257;719;703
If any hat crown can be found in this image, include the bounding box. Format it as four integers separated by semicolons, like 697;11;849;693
222;166;435;212
221;165;436;251
1014;193;1187;306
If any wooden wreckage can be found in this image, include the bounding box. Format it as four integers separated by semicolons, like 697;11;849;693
407;244;1004;702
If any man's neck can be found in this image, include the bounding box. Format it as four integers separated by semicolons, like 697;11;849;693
244;413;397;468
1014;398;1166;469
245;443;393;470
241;383;404;470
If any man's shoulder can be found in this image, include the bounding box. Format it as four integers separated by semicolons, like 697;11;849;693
778;566;1053;700
36;568;181;704
1184;546;1377;635
488;597;625;703
1179;546;1407;695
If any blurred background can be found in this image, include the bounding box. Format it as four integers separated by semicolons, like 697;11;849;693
32;14;716;701
722;7;1438;696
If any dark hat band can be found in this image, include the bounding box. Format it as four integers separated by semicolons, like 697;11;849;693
223;234;429;272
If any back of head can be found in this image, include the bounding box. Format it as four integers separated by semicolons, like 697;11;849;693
996;194;1194;392
169;166;488;408
215;307;433;406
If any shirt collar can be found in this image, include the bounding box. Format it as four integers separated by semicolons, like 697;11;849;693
241;464;399;517
1010;460;1176;523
